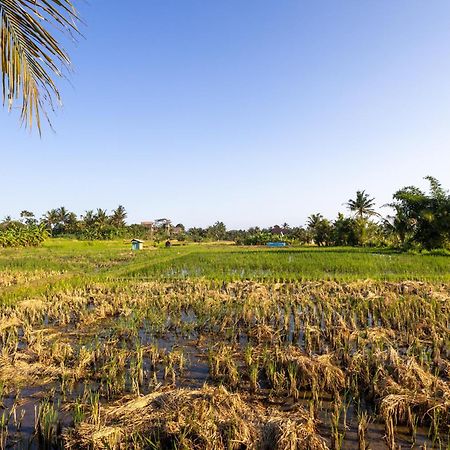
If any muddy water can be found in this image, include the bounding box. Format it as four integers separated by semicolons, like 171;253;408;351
2;343;446;448
0;307;448;449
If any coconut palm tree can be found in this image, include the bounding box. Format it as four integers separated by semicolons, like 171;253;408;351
346;191;377;219
110;205;127;228
0;0;78;131
307;213;324;230
82;210;95;228
20;210;36;225
42;208;59;231
94;209;108;229
56;206;70;225
306;213;332;246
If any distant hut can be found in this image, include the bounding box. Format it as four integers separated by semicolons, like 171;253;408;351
131;239;144;250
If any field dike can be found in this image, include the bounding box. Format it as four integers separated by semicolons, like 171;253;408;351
0;280;448;449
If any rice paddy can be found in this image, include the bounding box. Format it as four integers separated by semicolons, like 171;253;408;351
0;240;449;448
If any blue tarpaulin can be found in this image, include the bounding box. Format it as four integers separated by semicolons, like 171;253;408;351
266;242;286;247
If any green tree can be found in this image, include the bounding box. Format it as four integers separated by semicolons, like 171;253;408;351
290;226;310;244
94;209;109;229
307;214;332;246
346;191;377;219
345;191;380;246
82;210;96;228
42;208;59;233
307;213;324;230
207;221;227;241
154;218;172;238
50;206;74;235
20;210;36;225
64;212;79;234
187;227;206;243
383;205;412;246
388;176;450;249
333;213;358;246
110;205;127;228
56;206;70;224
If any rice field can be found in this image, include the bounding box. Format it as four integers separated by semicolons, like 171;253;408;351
0;240;449;449
120;247;450;282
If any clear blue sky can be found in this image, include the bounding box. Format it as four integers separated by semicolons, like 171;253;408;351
1;0;450;229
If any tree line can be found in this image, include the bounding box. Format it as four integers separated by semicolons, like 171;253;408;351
1;176;449;250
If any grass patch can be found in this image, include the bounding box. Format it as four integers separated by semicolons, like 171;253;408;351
0;240;448;304
122;246;450;282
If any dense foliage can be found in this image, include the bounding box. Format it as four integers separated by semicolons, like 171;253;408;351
0;177;448;250
0;221;48;247
385;176;450;250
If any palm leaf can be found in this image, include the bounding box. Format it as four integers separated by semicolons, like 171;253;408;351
0;0;78;132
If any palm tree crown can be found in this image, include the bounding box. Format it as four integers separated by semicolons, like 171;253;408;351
307;213;324;230
346;191;377;219
0;0;78;131
111;205;127;228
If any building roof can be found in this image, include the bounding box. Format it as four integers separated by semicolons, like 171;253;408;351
131;239;144;243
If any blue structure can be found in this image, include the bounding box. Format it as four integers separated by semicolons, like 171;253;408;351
131;239;144;250
267;242;287;247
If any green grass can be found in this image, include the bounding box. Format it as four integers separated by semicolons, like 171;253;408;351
0;239;448;304
0;239;133;272
122;246;450;282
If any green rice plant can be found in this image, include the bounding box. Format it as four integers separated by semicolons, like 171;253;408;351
0;255;449;448
0;410;9;450
249;363;259;392
264;359;277;389
72;398;85;427
35;398;60;448
120;245;450;283
208;345;240;388
244;344;254;367
89;392;101;427
330;396;345;450
429;408;443;448
287;362;300;400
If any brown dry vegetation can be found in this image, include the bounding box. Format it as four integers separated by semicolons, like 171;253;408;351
64;386;327;450
0;270;64;288
0;280;448;448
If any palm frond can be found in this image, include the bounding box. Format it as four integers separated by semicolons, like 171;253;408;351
0;0;78;132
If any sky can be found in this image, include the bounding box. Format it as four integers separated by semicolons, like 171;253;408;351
1;0;450;229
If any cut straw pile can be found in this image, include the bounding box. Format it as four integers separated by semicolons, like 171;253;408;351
64;386;329;450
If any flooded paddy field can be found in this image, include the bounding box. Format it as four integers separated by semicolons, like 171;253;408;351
0;279;449;449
